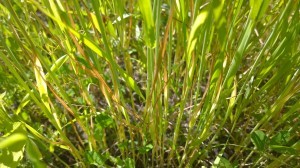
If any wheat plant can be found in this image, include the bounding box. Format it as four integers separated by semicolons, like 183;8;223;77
0;0;299;167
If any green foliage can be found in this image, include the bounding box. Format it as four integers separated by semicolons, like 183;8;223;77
0;0;299;167
0;122;46;167
251;130;269;152
0;123;27;168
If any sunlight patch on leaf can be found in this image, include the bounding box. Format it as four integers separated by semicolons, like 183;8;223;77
34;57;61;129
187;11;208;59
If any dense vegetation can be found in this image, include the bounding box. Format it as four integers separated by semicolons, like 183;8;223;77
0;0;299;167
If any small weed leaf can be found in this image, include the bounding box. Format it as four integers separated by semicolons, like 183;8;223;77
124;158;135;168
85;151;106;167
138;144;153;154
118;140;130;150
213;156;233;168
270;131;290;146
95;113;115;128
251;130;269;151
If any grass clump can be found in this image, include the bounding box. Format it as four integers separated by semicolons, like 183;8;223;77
0;0;299;167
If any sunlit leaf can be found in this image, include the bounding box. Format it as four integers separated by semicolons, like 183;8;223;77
137;0;155;47
0;133;27;149
250;0;271;21
213;156;233;168
0;122;27;168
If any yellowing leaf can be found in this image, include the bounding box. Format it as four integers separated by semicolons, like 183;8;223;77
187;11;208;61
90;13;101;33
34;58;61;129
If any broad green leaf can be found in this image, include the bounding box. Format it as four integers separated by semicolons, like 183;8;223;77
0;133;27;149
138;144;153;154
251;130;268;151
85;151;105;166
0;122;27;148
26;139;47;168
0;147;24;168
212;145;233;168
0;108;13;131
26;139;43;162
95;113;115;128
0;122;27;168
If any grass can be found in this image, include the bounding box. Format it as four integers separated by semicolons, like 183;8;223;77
0;0;299;167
